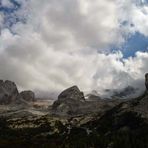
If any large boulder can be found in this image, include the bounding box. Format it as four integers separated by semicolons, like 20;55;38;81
0;80;19;104
20;90;35;102
145;73;148;90
52;86;85;115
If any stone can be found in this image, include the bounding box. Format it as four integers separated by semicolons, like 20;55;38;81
20;90;35;102
0;80;19;104
58;86;85;101
52;86;85;115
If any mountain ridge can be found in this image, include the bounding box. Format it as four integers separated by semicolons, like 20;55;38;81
0;73;147;147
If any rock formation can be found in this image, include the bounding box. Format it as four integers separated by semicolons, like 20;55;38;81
0;80;19;104
51;85;122;116
52;86;85;115
58;86;85;101
145;73;148;90
20;90;35;102
0;80;36;105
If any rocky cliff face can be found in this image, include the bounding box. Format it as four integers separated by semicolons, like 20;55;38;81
0;80;19;104
52;86;86;116
145;73;148;90
58;86;85;101
20;91;35;102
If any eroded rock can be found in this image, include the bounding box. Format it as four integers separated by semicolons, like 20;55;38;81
0;80;19;104
58;86;85;101
52;86;85;115
20;90;35;102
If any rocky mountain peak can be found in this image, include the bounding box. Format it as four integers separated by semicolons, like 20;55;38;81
58;85;85;101
51;86;85;116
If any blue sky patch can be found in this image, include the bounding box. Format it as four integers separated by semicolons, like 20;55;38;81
121;32;148;58
109;32;148;58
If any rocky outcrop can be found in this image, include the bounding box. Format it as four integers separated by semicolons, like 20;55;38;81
20;90;35;102
0;80;19;104
58;86;85;101
0;80;36;105
145;73;148;90
52;86;85;115
51;86;122;116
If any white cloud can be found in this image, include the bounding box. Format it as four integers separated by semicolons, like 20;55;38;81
1;0;14;8
17;0;124;51
118;0;148;36
0;0;148;97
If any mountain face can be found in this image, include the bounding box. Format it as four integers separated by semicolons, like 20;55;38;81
52;86;86;116
58;86;85;101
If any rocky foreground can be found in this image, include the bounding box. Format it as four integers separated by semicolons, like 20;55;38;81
0;74;148;148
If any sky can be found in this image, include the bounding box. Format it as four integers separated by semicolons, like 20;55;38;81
0;0;148;97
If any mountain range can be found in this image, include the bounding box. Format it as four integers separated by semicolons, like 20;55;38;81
0;73;147;147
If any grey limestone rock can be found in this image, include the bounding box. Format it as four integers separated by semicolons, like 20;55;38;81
52;86;85;115
20;90;35;102
0;80;19;104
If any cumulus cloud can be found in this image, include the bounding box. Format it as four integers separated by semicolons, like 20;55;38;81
0;0;14;8
118;0;148;36
0;0;148;98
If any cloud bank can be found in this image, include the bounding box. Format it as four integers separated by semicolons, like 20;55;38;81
0;0;148;97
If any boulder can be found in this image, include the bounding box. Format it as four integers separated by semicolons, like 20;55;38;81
20;90;35;102
145;73;148;90
0;80;19;104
